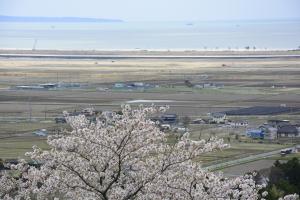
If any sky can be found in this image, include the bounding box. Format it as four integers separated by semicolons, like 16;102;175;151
0;0;299;21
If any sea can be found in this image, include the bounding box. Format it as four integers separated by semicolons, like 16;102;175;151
0;20;300;51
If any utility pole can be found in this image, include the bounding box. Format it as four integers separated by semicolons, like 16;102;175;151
28;97;32;121
44;105;47;120
32;38;38;51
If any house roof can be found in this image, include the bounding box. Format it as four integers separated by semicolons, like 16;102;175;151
247;129;264;134
212;113;226;118
277;125;298;134
161;114;177;118
268;119;289;123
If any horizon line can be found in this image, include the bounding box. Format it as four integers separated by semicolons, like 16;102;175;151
1;14;300;23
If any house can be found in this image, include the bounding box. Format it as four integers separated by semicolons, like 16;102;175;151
267;119;290;128
97;87;109;91
277;125;299;138
172;126;188;133
211;113;226;124
192;118;205;124
160;114;177;124
194;84;204;89
203;83;213;88
114;83;126;88
259;125;277;140
215;83;224;88
160;124;171;131
82;108;97;117
247;129;265;139
133;82;144;87
228;121;248;127
194;83;224;89
101;111;114;119
127;82;145;89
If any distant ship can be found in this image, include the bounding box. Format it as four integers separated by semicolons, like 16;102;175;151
186;23;194;26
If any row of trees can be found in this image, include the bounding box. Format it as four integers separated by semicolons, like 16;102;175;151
0;105;298;199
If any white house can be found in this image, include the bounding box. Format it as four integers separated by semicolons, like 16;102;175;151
211;113;227;124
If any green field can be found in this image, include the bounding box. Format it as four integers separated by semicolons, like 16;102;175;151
0;136;49;159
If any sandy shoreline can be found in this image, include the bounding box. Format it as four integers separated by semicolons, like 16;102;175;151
0;49;300;60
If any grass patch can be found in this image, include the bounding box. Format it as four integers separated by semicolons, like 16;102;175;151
0;136;49;159
0;121;57;135
267;153;300;161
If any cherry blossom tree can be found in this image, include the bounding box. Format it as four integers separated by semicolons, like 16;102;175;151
0;105;298;200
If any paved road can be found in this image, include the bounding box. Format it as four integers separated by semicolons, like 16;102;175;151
1;53;300;60
204;146;295;171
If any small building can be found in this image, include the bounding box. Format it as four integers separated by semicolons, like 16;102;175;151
160;114;177;124
267;120;290;128
97;87;109;91
277;125;299;138
200;83;224;89
247;129;265;139
15;85;45;90
203;83;213;88
172;126;188;133
259;125;277;140
133;82;144;87
229;121;248;127
34;129;48;137
215;83;224;88
55;117;66;123
81;108;96;117
160;124;171;131
194;84;204;89
101;111;114;119
60;82;81;88
114;83;126;88
192;118;205;124
39;83;58;89
211;113;226;124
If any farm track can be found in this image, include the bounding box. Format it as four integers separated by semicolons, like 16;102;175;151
204;146;295;171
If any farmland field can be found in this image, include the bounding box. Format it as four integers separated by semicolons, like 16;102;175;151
0;50;299;169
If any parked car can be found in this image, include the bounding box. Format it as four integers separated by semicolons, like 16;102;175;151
280;148;293;156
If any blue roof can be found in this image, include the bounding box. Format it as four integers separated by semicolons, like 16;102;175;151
247;129;264;134
247;129;265;139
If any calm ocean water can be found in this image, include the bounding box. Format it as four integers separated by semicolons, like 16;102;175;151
0;20;299;50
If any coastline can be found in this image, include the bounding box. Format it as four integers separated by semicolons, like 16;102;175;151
0;49;300;59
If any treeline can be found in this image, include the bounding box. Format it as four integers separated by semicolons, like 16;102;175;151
0;158;41;170
264;158;300;200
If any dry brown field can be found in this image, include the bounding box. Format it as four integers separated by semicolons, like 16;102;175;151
0;52;299;164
